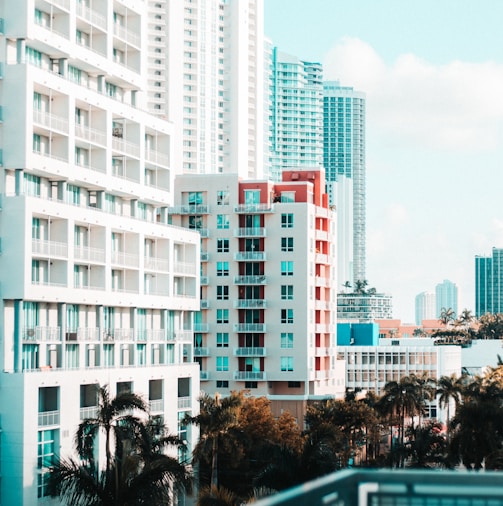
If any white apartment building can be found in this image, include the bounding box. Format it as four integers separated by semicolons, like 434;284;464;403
338;339;462;422
169;169;345;423
0;1;200;504
337;292;393;322
147;0;268;180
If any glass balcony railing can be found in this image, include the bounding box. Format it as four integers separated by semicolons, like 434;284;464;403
254;469;503;506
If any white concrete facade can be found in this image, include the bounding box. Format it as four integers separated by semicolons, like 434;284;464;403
0;2;200;504
169;170;345;422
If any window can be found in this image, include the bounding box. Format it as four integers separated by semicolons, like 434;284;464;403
281;357;294;372
244;189;260;204
281;285;293;300
137;202;147;220
217;333;229;347
281;309;294;324
288;381;301;388
188;215;203;229
281;237;294;252
281;332;294;348
281;191;295;203
217;214;230;229
188;191;203;206
25;173;41;196
216;309;229;324
217;239;229;253
67;184;81;205
217;190;230;205
217;261;229;276
281;261;294;276
37;429;59;498
217;285;229;300
245;381;258;389
281;213;294;228
68;65;82;84
32;134;42;153
26;46;42;67
106;82;117;97
216;356;228;372
216;380;229;388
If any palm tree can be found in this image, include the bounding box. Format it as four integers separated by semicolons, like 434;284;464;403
436;374;463;440
185;392;242;488
439;307;455;327
49;385;191;505
458;308;474;329
354;279;368;295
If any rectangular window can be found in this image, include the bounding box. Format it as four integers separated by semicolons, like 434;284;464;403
216;309;229;324
281;309;294;324
281;213;294;228
244;189;260;204
281;191;295;203
188;191;203;206
37;429;59;498
188;215;203;229
281;285;294;300
216;356;228;371
281;261;294;276
216;333;229;347
245;381;258;389
281;357;294;372
216;380;229;388
217;285;229;300
217;261;229;276
25;173;41;196
281;237;294;252
217;239;229;253
217;214;230;229
68;65;82;84
137;202;147;220
67;184;81;205
217;190;230;205
105;82;117;97
26;46;42;67
281;332;294;348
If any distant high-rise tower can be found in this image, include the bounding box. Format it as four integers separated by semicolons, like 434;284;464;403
475;248;503;317
435;280;459;318
270;48;324;181
150;0;268;179
323;81;366;286
415;291;436;325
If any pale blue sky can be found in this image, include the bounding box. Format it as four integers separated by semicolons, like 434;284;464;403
265;0;503;321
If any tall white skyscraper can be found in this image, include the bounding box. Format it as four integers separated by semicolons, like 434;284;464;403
269;48;324;181
415;291;437;325
323;81;366;287
436;280;459;318
148;0;268;179
0;2;200;504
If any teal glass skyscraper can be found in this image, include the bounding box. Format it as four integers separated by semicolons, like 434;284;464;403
323;81;366;287
475;248;503;317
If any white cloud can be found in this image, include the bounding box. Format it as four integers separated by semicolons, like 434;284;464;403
323;38;503;152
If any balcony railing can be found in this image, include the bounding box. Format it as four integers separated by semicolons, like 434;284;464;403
193;323;209;333
194;347;210;357
234;299;267;309
33;109;69;133
234;251;266;261
74;245;105;263
144;256;169;271
253;469;503;506
149;399;164;413
23;327;61;341
234;347;266;357
234;203;273;213
80;406;99;420
75;124;107;145
233;275;267;285
175;330;193;342
32;239;68;257
234;227;266;237
111;251;139;267
168;205;210;215
76;3;107;29
233;323;266;333
233;371;266;381
177;396;191;410
200;300;210;309
38;410;60;427
200;371;210;380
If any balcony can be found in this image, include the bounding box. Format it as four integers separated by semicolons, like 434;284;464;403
144;256;169;271
111;251;139;268
194;347;210;357
80;406;99;420
315;253;329;265
38;410;60;427
177;396;191;410
175;330;193;342
168;205;210;215
145;149;170;168
200;371;210;381
23;327;61;341
173;261;197;275
234;203;273;213
234;251;266;261
201;251;210;262
234;299;267;309
32;239;68;258
233;275;267;285
233;323;266;333
75;124;107;145
234;227;266;238
234;347;266;357
200;276;209;285
253;469;503;506
75;246;106;263
33;110;69;133
233;371;266;381
149;399;164;413
193;323;209;333
200;300;210;309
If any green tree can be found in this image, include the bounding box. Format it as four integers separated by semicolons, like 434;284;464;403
439;307;455;326
185;392;242;489
477;313;503;339
436;374;463;441
49;385;190;505
405;421;447;468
